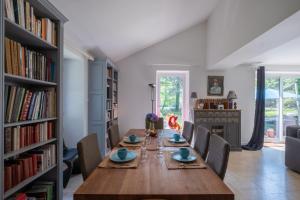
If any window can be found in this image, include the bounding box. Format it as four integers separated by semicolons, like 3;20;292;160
156;71;189;129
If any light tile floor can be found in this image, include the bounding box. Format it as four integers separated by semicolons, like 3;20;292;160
63;147;300;200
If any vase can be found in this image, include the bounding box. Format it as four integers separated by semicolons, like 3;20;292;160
149;121;157;137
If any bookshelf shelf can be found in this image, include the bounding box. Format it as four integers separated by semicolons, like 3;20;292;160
1;0;67;198
4;138;57;159
4;117;57;128
5;74;57;86
5;18;58;50
4;165;57;199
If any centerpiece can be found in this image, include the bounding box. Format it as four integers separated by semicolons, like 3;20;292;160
145;113;159;137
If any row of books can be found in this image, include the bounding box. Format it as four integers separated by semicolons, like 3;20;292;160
7;181;54;200
5;37;56;81
4;144;56;192
4;0;57;46
5;85;56;123
4;121;55;154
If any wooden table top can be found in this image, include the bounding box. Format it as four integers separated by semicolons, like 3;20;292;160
74;129;234;200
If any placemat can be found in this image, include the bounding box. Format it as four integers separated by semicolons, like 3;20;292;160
98;149;141;169
163;151;206;170
163;138;190;147
119;137;146;147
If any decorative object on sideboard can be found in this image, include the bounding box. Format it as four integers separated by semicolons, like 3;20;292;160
207;76;224;96
148;83;156;113
190;92;198;109
196;99;228;110
227;91;237;109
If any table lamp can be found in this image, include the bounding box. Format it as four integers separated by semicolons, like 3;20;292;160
227;91;237;109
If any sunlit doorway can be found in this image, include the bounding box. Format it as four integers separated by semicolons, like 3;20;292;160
265;73;300;142
156;71;189;129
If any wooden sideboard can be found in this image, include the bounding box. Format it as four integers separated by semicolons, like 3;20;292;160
194;109;241;151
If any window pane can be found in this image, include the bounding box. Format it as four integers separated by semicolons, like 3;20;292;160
265;77;280;139
159;76;184;128
282;78;300;136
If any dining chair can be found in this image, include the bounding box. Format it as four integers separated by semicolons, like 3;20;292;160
155;117;164;129
206;134;230;180
108;124;121;148
182;121;194;144
194;125;210;160
77;134;102;180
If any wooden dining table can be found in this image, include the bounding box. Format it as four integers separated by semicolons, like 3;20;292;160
74;129;234;200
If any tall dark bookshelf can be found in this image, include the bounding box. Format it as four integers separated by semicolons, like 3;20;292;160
0;0;67;199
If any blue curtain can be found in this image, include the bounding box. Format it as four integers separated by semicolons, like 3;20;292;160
242;66;265;150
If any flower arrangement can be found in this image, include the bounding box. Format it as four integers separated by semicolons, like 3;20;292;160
145;113;159;136
145;113;159;122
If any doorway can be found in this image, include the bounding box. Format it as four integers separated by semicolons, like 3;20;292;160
265;73;300;142
156;71;189;129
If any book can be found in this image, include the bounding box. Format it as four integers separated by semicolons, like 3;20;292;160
4;122;55;153
5;37;56;81
5;85;57;123
6;85;17;123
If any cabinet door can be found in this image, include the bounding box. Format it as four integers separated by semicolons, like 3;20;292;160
88;61;106;156
226;119;241;150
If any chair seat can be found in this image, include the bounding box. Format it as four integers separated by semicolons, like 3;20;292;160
63;148;78;161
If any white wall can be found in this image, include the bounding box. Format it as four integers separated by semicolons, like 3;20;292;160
63;48;89;148
207;0;300;69
117;23;256;144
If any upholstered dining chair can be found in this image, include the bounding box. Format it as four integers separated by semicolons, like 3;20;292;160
206;134;230;180
77;134;102;180
194;125;210;160
182;121;194;144
108;124;121;148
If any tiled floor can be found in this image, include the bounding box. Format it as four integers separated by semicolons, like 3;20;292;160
63;174;83;200
63;147;300;200
225;147;300;200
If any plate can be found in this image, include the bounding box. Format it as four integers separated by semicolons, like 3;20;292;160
171;152;197;163
123;137;141;144
169;138;186;143
110;151;137;163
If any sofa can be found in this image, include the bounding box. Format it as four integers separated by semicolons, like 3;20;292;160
285;126;300;173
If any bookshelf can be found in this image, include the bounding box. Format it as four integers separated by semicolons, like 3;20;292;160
88;59;118;156
0;0;67;199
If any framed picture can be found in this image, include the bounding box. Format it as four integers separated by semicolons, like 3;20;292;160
207;76;224;96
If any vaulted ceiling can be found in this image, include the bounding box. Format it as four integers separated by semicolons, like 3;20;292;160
49;0;220;61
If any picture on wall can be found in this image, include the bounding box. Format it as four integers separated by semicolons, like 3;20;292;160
207;76;224;96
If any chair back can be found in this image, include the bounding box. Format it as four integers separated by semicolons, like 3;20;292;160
206;134;230;180
182;121;194;144
194;126;210;160
77;134;102;180
155;117;164;129
108;124;121;148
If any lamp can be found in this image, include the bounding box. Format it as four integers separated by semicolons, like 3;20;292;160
190;92;198;109
148;83;156;113
227;91;237;109
190;92;198;99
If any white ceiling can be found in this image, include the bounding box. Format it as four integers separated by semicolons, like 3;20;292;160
49;0;219;61
248;36;300;66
